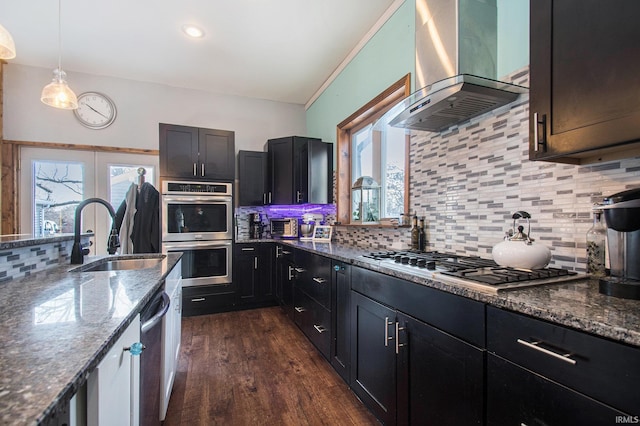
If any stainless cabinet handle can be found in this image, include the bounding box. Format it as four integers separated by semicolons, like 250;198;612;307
313;324;327;334
282;250;291;255
533;112;546;152
288;266;294;281
263;193;267;204
268;192;272;204
294;306;306;313
241;247;255;251
294;267;305;273
384;317;394;346
191;297;206;302
254;257;258;270
516;339;577;365
193;162;197;176
395;322;406;354
201;163;205;176
312;277;326;284
296;191;303;203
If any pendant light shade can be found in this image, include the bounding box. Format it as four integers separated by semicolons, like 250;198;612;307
0;24;17;59
41;0;78;110
41;68;78;109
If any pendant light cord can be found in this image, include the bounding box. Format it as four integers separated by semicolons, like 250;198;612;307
57;0;62;72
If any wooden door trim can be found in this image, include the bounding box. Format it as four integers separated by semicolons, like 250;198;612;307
1;139;159;234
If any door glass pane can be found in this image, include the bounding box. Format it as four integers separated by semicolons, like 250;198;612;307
32;160;84;236
109;165;155;208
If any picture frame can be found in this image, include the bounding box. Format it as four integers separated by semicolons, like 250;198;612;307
312;225;333;242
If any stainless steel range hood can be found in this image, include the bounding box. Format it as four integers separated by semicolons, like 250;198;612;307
389;74;527;132
387;0;528;133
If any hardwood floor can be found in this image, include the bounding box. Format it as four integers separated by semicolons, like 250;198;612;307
164;306;379;426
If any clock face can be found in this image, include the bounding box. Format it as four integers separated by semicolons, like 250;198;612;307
73;92;117;129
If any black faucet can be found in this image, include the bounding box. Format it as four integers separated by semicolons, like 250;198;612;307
71;198;121;264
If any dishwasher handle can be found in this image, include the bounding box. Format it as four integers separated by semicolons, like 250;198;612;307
141;292;170;333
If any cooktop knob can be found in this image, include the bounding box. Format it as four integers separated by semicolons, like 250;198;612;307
401;256;410;264
426;261;436;270
416;258;427;268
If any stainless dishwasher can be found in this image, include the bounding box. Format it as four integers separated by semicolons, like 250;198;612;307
140;290;170;426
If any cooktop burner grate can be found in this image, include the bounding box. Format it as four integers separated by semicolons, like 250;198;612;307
361;250;578;287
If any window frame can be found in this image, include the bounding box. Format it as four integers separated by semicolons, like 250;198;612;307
336;73;411;225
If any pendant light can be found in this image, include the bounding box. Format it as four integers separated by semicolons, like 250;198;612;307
0;24;17;59
41;0;78;110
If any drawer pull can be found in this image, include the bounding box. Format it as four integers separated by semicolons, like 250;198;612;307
191;297;206;302
294;306;306;313
295;267;306;273
516;339;577;365
312;277;327;284
384;317;394;347
241;247;255;251
313;324;327;334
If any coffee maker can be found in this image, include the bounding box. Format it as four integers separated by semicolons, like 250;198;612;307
248;213;264;239
599;188;640;300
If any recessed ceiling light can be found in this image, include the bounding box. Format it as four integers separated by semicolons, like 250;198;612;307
182;24;205;39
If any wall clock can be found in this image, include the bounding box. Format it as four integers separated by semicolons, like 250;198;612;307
73;92;117;129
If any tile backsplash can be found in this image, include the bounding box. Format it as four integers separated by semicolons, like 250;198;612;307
332;66;640;273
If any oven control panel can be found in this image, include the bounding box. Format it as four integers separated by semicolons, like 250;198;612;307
162;181;232;196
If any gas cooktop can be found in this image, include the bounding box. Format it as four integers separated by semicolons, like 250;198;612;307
360;250;583;292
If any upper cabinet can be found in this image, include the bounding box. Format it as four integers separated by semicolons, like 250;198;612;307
238;150;268;206
160;123;235;180
268;136;333;205
529;0;640;164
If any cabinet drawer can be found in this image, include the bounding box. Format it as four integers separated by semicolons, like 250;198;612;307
182;286;235;316
295;251;332;309
487;306;640;414
294;287;331;358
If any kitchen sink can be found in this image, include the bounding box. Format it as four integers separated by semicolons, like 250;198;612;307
71;255;166;272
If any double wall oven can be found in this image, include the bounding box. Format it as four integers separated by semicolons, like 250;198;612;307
161;181;232;287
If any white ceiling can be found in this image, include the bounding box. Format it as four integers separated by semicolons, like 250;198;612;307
1;0;398;105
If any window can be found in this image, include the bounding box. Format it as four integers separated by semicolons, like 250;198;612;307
336;74;411;224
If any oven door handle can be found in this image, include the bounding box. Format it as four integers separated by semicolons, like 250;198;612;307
162;196;232;203
163;241;232;250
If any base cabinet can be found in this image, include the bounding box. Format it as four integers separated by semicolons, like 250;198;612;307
234;243;274;307
87;315;141;426
350;266;485;426
161;261;182;421
274;245;295;320
331;261;351;383
487;354;626;426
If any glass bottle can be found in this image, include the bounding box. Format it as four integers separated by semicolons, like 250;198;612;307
586;210;606;277
418;217;426;252
410;215;419;250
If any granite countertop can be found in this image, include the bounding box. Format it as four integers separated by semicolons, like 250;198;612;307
0;253;182;425
0;233;93;250
276;240;640;348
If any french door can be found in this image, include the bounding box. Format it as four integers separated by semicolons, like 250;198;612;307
20;147;158;255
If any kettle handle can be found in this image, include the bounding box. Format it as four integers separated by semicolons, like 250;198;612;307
512;211;531;220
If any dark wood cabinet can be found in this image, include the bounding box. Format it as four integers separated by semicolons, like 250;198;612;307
292;249;333;359
331;261;351;383
266;136;332;205
274;244;295;321
237;151;268;206
487;306;640;417
350;290;398;426
160;123;235;180
398;313;484;426
487;354;628;426
350;266;485;425
181;284;236;317
529;0;640;163
234;243;274;307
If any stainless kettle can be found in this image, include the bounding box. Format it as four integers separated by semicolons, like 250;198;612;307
492;211;551;270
